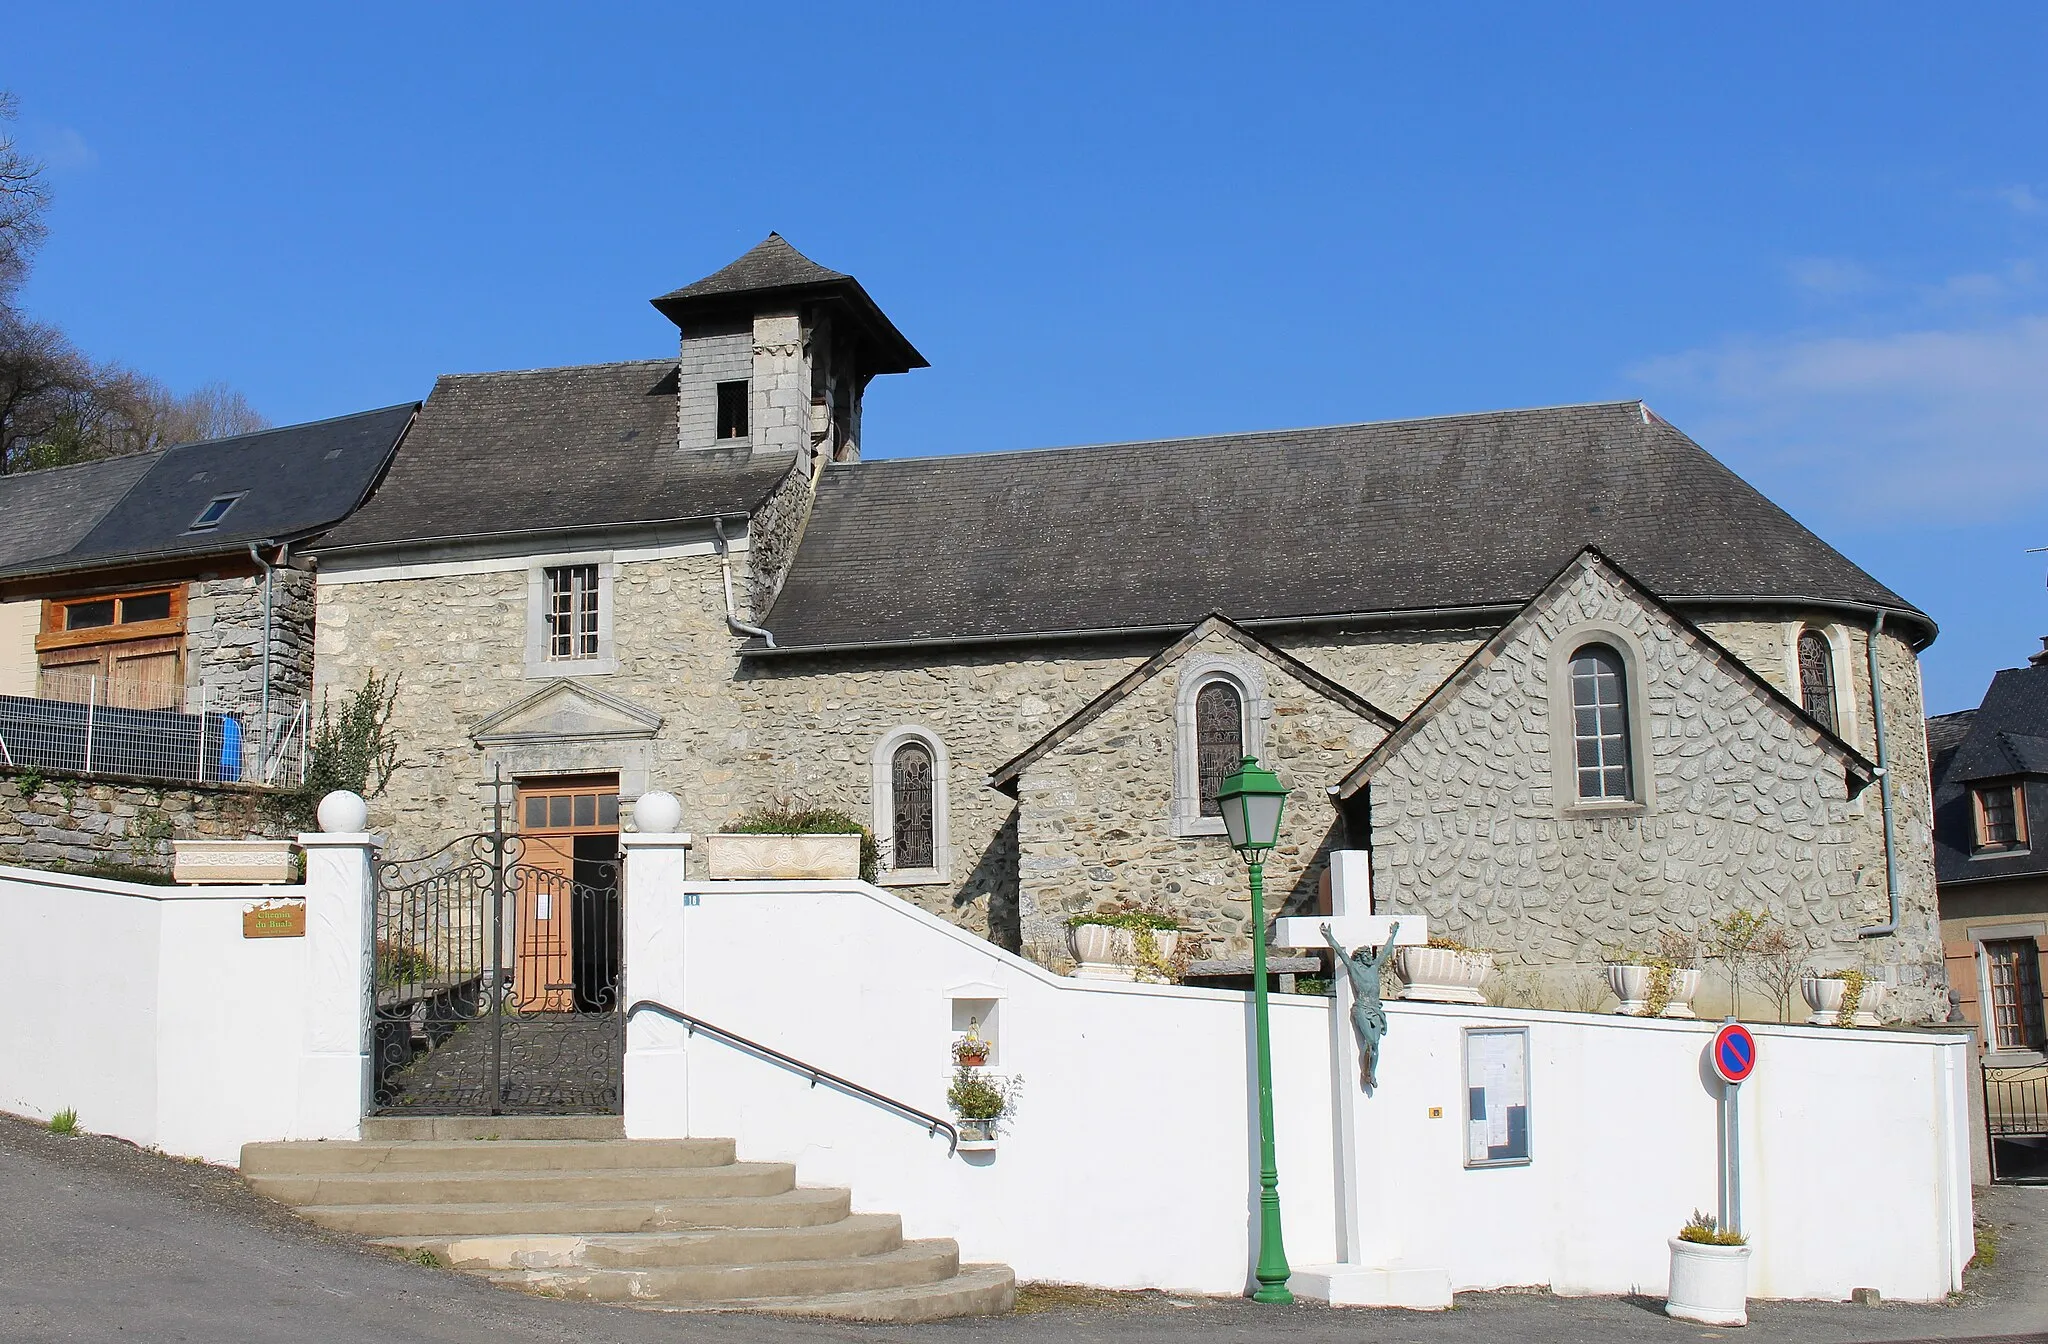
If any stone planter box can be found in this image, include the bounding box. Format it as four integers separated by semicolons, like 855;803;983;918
1394;946;1492;1005
956;1116;999;1152
1606;964;1703;1017
1068;924;1180;981
704;832;861;880
172;839;297;885
1665;1238;1750;1326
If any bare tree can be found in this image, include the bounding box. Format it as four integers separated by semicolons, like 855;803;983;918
0;91;50;303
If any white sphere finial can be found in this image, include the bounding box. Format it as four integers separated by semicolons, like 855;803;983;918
317;790;369;834
633;790;682;835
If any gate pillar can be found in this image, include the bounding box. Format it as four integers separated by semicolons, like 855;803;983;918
620;792;693;1139
298;792;382;1140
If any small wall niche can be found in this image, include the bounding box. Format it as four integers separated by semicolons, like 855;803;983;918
948;985;1002;1066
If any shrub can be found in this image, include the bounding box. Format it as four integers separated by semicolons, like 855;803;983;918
946;1067;1022;1122
1678;1210;1745;1246
375;939;436;989
723;806;878;882
1064;909;1181;932
271;672;402;833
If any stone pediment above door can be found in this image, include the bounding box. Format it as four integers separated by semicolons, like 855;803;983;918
471;679;664;748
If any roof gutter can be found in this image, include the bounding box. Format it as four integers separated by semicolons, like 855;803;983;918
712;517;775;649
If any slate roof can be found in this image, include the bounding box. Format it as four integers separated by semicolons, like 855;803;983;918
649;234;928;375
0;404;416;582
0;454;157;573
755;402;1932;655
1930;660;2048;886
315;361;799;554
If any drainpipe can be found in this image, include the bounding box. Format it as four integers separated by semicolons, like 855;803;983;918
1857;610;1902;939
246;541;278;762
711;517;776;648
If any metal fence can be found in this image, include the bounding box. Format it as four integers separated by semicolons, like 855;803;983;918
0;671;308;789
1986;1062;2048;1183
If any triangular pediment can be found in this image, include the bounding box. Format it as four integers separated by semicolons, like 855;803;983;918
471;680;663;747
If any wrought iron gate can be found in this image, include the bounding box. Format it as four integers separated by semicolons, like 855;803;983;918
1986;1062;2048;1183
370;809;623;1115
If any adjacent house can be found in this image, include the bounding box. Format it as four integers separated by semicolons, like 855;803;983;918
308;234;1948;1019
1931;644;2048;1057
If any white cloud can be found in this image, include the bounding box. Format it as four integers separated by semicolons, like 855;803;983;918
1630;316;2048;525
1786;256;1875;296
32;126;97;172
1995;184;2047;217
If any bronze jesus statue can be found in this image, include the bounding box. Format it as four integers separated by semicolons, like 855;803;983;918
1323;921;1400;1090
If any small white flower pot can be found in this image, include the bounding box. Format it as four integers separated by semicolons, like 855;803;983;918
1802;975;1848;1026
1665;1238;1751;1326
1850;980;1889;1028
1395;947;1492;1005
1606;963;1653;1014
956;1116;1000;1152
1068;924;1179;981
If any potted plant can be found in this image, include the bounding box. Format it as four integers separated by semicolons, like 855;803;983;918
1065;907;1182;982
1666;1210;1750;1326
1800;967;1872;1026
952;1021;992;1068
1394;936;1492;1005
946;1067;1022;1151
1603;933;1703;1018
704;805;878;881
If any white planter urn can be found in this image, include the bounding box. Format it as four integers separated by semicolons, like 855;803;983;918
1606;964;1702;1016
1801;975;1848;1026
1068;924;1180;981
1665;1238;1751;1326
1394;946;1492;1005
1850;980;1889;1028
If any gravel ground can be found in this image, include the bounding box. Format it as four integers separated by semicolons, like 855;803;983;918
0;1110;2040;1344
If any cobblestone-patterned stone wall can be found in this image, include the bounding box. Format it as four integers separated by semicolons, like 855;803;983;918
1013;630;1389;957
746;462;813;620
186;564;317;707
0;771;275;875
1365;559;1945;1019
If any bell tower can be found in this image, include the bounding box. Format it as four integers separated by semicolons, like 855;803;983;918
651;233;927;474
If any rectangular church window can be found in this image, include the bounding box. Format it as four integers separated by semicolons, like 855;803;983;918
716;380;749;440
544;564;600;660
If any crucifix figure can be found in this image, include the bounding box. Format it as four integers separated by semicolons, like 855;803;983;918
1323;920;1400;1090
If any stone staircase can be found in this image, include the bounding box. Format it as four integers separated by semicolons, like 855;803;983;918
241;1116;1014;1322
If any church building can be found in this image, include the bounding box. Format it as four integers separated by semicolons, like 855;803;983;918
308;235;1945;1017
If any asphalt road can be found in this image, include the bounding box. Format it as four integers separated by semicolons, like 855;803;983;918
0;1111;2040;1344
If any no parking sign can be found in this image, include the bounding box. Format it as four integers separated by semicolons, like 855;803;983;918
1711;1022;1756;1085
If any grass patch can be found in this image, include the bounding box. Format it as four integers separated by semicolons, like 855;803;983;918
1972;1219;1998;1272
47;1108;78;1136
1014;1283;1210;1314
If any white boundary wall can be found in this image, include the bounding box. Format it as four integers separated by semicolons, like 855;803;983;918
0;832;374;1165
624;862;1974;1303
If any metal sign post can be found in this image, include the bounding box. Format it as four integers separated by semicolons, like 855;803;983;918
1710;1018;1757;1237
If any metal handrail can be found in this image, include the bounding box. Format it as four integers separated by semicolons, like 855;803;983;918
626;999;959;1156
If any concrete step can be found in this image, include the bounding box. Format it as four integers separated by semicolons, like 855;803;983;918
681;1263;1018;1323
295;1185;855;1237
242;1138;736;1176
373;1213;904;1270
247;1162;793;1207
360;1116;624;1142
480;1239;959;1304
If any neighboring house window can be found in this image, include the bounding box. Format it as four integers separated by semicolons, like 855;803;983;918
1973;782;2028;853
716;380;749;440
36;586;186;710
871;727;949;883
1569;644;1632;802
891;741;935;869
1797;629;1838;733
1983;938;2047;1052
545;565;600;660
1195;680;1244;817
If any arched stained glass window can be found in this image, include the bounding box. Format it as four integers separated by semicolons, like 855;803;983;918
1195;680;1245;817
891;741;935;869
1798;630;1838;733
1569;644;1632;801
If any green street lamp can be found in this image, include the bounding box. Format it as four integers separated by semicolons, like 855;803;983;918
1215;754;1294;1305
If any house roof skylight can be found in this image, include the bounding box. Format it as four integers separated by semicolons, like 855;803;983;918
187;493;245;532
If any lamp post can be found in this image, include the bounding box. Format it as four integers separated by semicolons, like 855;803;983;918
1215;754;1294;1304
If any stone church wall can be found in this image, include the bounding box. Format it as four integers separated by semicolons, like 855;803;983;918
186;564;318;707
1365;564;1944;1019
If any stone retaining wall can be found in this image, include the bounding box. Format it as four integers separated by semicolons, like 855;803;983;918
0;770;278;876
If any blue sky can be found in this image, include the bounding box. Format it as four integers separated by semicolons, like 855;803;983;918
10;4;2044;713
